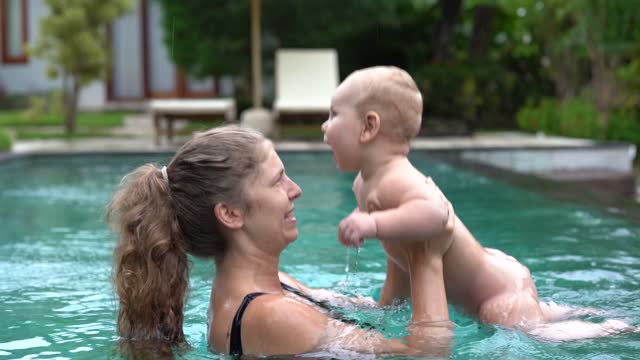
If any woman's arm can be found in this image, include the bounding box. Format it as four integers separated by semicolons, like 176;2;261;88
404;199;457;357
242;293;451;358
378;257;411;306
241;294;414;357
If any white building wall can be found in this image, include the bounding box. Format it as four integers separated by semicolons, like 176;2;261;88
1;0;222;109
111;0;143;99
0;0;63;95
0;0;109;109
147;0;175;94
77;81;106;110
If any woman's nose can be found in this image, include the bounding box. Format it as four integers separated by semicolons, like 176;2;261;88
289;179;302;200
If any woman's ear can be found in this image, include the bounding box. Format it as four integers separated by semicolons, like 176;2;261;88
360;111;381;143
214;203;244;229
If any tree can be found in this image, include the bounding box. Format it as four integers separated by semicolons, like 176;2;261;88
30;0;132;134
157;0;250;80
155;0;425;100
569;0;640;125
432;0;463;62
505;0;640;127
469;4;497;59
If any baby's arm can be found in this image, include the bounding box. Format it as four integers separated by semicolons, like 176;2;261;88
339;177;451;247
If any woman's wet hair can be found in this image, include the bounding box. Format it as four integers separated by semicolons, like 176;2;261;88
107;126;267;350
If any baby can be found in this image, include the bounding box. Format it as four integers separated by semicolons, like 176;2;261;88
321;66;636;341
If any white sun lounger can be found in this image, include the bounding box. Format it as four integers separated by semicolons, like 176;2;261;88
149;99;236;144
273;49;339;120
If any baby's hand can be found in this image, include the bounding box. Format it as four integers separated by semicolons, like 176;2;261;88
338;209;377;247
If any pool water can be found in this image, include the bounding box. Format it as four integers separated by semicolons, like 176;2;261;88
1;153;638;359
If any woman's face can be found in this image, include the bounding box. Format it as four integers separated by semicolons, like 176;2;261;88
242;143;302;250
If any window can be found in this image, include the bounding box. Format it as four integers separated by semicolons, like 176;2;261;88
2;0;28;63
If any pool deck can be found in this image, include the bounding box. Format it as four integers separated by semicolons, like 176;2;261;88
1;116;637;200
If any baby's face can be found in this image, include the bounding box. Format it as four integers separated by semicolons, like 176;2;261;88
321;77;364;171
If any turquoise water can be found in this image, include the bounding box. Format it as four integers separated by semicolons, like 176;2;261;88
0;153;638;359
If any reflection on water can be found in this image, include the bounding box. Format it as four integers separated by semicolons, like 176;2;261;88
0;154;639;359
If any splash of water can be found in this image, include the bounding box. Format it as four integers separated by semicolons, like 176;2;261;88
344;247;350;286
341;246;362;290
354;246;360;275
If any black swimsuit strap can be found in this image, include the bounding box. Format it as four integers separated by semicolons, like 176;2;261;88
229;292;266;357
280;282;333;311
228;283;377;357
280;282;376;330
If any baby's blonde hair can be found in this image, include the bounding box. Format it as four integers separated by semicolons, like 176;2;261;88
350;66;422;142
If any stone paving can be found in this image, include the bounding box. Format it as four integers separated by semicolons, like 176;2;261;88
7;114;610;153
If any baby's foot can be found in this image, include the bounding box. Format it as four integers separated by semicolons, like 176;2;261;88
600;319;637;334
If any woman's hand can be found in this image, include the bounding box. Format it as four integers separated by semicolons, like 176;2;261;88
405;320;454;358
423;177;455;257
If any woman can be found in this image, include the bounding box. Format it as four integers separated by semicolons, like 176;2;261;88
108;126;454;357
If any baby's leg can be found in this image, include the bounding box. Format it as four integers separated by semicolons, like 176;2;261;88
527;319;638;342
539;301;608;322
478;292;546;327
480;296;638;341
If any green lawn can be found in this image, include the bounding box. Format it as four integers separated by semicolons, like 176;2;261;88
0;129;11;150
0;111;326;141
14;129;132;140
0;111;127;127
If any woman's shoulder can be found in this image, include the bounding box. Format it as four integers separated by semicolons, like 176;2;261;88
240;293;328;355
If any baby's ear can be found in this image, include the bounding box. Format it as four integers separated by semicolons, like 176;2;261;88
360;111;381;143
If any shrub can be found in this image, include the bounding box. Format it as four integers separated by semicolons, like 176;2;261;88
22;96;47;123
517;99;558;133
413;61;549;131
558;98;604;139
0;93;30;110
607;109;640;146
516;97;605;139
0;129;12;151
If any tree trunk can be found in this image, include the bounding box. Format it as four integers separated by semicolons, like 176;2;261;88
432;0;462;63
584;3;619;129
63;73;79;134
213;76;220;97
590;49;618;129
470;5;496;59
545;43;577;99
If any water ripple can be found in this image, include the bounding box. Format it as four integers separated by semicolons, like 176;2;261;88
0;337;51;351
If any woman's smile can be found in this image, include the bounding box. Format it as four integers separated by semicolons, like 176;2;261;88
285;207;297;225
